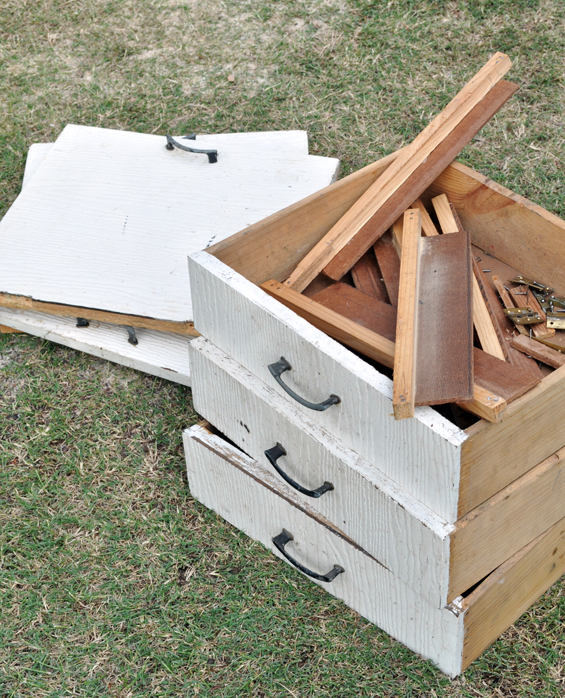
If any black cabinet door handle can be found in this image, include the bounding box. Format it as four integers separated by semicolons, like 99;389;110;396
265;443;333;498
267;357;340;411
272;529;344;583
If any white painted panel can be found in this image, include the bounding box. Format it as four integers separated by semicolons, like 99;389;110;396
22;143;53;187
0;308;191;386
188;251;465;522
0;125;339;322
183;424;465;677
190;336;453;606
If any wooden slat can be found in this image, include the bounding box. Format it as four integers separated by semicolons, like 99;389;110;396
350;251;389;302
460;363;565;515
317;73;517;284
261;279;505;423
414;230;474;407
508;285;555;339
412;198;440;236
473;347;540;403
311;282;396;341
451;444;565;601
373;232;400;307
0;293;199;336
283;61;513;292
392;210;421;420
461;518;565;670
511;335;565;368
471;259;509;361
261;280;396;368
432;194;459;234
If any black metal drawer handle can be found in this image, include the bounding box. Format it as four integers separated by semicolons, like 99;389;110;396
165;134;218;163
267;357;340;411
265;443;334;498
272;529;344;583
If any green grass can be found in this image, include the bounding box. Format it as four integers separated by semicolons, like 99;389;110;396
1;0;565;695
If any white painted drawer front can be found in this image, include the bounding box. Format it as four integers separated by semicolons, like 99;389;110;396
183;424;464;676
190;337;452;607
188;251;466;522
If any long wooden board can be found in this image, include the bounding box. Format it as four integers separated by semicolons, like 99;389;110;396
511;335;565;368
393;210;421;419
318;74;517;283
261;279;504;423
284;62;513;291
310;282;396;340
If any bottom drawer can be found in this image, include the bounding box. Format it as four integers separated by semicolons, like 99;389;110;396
183;423;565;677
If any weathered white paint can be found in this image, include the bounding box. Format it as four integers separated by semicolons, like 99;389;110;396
0;308;192;386
22;143;53;186
0;125;339;322
183;424;465;676
188;251;466;522
190;336;453;606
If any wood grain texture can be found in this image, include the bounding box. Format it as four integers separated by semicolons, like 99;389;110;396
189;251;466;522
0;125;339;322
461;519;565;670
393;209;421;420
318;73;516;282
424;159;565;297
432;194;459;234
311;282;396;340
261;280;396;368
0;308;192;386
508;285;555;339
373;232;401;307
460;363;565;516
183;424;465;676
511;335;565;368
473;346;540;403
350;250;389;302
190;337;452;606
413;198;440;236
414;230;474;406
450;444;565;602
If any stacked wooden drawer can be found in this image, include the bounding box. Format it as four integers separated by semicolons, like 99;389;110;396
183;151;565;676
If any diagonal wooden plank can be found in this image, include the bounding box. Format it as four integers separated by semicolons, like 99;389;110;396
350;250;389;302
373;232;401;307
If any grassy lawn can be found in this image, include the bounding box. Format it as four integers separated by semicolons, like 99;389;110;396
1;0;565;695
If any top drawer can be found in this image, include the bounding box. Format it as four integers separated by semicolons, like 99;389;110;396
189;154;565;522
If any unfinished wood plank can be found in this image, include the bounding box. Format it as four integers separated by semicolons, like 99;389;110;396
462;385;507;422
350;250;389;302
316;72;516;285
473;346;540;403
472;258;509;361
0;293;199;336
311;282;396;341
373;232;400;307
412;198;440;236
508;285;555;339
261;280;396;368
511;335;565;368
461;519;565;670
393;210;421;420
414;230;474;407
432;194;460;234
451;444;565;601
284;62;513;291
460;363;565;515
